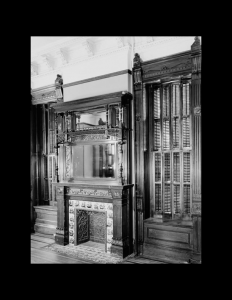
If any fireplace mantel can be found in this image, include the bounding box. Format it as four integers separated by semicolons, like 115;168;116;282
53;182;133;258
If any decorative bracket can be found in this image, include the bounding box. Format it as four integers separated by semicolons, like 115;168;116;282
116;36;124;48
56;48;68;65
146;37;155;43
83;39;94;56
41;54;54;71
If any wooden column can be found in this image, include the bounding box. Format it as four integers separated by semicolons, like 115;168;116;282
111;187;130;258
190;37;201;263
54;185;69;245
133;53;144;255
30;95;36;232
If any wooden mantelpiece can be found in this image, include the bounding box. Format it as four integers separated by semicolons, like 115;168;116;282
53;182;133;258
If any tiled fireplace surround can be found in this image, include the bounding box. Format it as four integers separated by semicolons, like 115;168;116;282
69;198;113;253
54;184;133;258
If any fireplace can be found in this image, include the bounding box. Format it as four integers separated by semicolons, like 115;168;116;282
54;184;133;258
74;208;107;251
68;199;113;253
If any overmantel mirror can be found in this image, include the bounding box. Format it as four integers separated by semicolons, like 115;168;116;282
51;92;132;186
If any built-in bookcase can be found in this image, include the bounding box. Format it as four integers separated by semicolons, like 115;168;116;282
153;79;192;219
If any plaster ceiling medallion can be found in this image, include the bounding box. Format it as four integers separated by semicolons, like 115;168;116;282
82;39;94;56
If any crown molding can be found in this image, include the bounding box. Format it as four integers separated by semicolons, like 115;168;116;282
134;36;194;51
31;36;86;60
31;45;132;80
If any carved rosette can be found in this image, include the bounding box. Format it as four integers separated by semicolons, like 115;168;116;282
192;203;201;215
194;105;201;116
56;187;63;195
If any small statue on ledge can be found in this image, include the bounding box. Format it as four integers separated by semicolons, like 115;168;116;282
133;53;142;68
55;74;63;87
55;74;63;102
98;118;106;125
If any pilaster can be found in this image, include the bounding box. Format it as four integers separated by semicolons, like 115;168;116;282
190;37;201;263
133;53;145;255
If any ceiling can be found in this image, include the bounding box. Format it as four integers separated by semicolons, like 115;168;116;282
31;36;68;53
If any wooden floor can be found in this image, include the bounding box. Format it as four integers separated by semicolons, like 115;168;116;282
31;233;167;264
31;233;95;264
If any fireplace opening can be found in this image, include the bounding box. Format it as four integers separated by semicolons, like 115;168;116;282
74;208;107;252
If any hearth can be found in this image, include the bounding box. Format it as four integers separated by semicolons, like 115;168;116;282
74;208;107;252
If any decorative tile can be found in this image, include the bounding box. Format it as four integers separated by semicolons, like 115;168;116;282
107;218;112;227
107;237;113;244
69;237;74;245
99;204;105;209
107;228;113;235
69;200;73;206
94;203;99;209
107;204;113;210
86;202;92;208
107;211;113;218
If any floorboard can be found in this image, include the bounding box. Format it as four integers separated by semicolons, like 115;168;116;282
31;240;50;249
31;247;93;264
31;234;54;244
125;257;166;264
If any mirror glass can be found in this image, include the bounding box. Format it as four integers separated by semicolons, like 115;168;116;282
72;143;115;179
